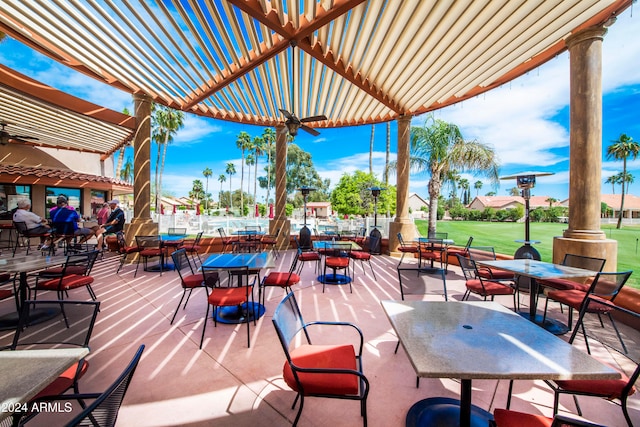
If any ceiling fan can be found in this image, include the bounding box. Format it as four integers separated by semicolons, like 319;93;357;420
0;121;40;145
279;109;327;136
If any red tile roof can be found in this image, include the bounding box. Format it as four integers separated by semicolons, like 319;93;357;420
0;164;132;187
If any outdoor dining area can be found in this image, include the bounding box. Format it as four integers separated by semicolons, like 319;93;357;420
0;234;638;427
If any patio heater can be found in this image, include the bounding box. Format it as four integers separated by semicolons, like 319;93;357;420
500;172;553;261
298;186;315;249
368;187;384;254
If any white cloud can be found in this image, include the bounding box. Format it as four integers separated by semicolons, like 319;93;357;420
172;115;223;147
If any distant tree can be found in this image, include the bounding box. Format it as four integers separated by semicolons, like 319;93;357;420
236;131;252;216
474;180;483;196
153;105;185;214
120;157;134;183
217;174;226;208
189;179;205;202
369;124;374;175
605;174;618;194
607;133;640;228
262;127;276;204
404;115;500;234
252;136;265;209
330;171;396;216
115;107;131;179
508;187;520;196
202;167;213;210
458;178;470;205
485;191;496;196
259;143;328;199
225;162;236;211
546;197;558;207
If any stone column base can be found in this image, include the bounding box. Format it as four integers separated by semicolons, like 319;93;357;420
388;221;418;256
553;236;617;272
270;218;290;250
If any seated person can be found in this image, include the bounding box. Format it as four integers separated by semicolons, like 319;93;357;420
50;195;99;246
95;199;125;249
13;198;53;249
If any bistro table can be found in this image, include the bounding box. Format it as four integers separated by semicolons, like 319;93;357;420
201;252;275;324
232;230;265;253
475;259;598;334
381;300;620;427
0;254;67;330
0;347;89;423
313;240;361;284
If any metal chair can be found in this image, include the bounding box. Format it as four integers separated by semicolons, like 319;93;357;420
200;265;256;349
544;271;633;352
396;232;419;266
260;227;280;259
272;292;369;427
116;231;141;273
259;249;300;305
457;254;517;310
349;236;378;279
49;345;145;427
294;236;321;275
492;409;606;427
12;221;51;256
217;227;238;253
7;300;100;425
33;251;100;301
323;242;353;293
134;235;164;277
170;248;217;325
179;231;203;265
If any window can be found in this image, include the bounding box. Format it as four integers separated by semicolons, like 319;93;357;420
90;190;107;218
45;187;81;218
0;185;31;220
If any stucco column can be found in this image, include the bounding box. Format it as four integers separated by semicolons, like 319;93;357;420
126;93;157;244
553;25;617;269
271;124;290;249
389;114;416;255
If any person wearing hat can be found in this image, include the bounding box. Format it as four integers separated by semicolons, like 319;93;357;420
95;199;125;249
50;195;98;247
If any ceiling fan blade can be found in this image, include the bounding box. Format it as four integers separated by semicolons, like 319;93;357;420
300;124;320;136
300;115;327;123
279;109;294;120
12;135;39;140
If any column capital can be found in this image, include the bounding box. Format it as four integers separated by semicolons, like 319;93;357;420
397;114;412;125
132;93;153;104
566;26;607;49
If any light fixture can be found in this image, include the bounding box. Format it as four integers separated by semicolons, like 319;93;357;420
286;121;300;136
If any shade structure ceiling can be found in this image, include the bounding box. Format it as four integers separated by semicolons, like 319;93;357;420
0;0;632;145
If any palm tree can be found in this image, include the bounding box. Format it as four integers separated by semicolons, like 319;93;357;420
458;178;470;205
606;133;640;229
408;116;499;234
225;162;236;212
385;122;391;216
236;131;252;217
262;127;275;204
218;174;226;209
252;136;265;210
202;167;213;210
153;105;185;213
246;153;255;213
369;124;374;175
546;197;558;207
115;107;131;179
120;157;134;183
605;174;618;194
474;180;483;196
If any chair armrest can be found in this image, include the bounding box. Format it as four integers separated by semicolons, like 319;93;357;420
304;321;365;356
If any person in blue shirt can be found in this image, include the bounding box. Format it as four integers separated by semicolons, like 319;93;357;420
50;195;97;246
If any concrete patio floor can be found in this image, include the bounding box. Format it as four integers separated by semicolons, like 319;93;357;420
2;248;639;427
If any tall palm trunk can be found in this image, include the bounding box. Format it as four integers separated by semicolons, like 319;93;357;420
240;152;245;217
369;124;374;175
266;144;272;204
158;137;169;211
228;175;233;211
385;122;390;216
115;148;125;180
617;159;627;229
154;141;162;213
428;175;442;235
254;157;259;215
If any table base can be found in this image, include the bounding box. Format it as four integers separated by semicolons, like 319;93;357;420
145;263;176;272
406;397;492;427
317;274;352;284
518;311;569;335
214;302;265;324
0;307;60;331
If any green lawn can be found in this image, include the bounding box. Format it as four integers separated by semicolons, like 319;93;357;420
415;220;640;290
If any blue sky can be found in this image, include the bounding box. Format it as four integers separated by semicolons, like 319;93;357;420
1;9;639;205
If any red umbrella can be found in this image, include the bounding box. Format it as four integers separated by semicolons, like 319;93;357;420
196;204;201;215
173;204;177;214
269;203;274;219
255;204;259;217
160;204;164;215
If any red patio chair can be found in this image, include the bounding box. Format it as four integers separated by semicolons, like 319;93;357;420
492;409;606;427
259;249;300;305
396;232;418;266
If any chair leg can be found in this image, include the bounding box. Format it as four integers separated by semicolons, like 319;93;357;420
200;304;210;349
506;380;513;409
607;313;628;354
170;289;188;325
292;394;304;427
